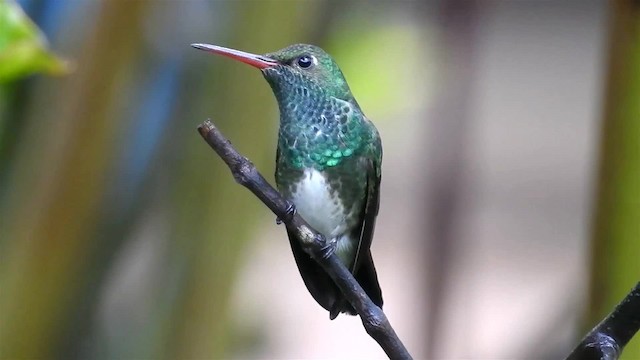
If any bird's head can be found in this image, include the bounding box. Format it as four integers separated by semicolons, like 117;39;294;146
191;43;354;103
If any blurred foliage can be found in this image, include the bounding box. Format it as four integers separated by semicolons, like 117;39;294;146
327;20;428;118
0;0;69;82
0;1;149;357
165;1;325;358
588;0;640;358
0;0;637;359
0;0;328;359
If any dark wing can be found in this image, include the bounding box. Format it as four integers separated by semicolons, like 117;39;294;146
330;133;383;318
352;154;382;274
350;142;383;308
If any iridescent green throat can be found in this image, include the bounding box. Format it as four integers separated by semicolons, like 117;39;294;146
264;65;368;170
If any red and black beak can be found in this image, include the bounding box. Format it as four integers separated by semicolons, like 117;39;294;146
191;43;279;69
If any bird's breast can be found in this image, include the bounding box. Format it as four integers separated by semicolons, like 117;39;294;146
291;168;348;238
287;168;358;266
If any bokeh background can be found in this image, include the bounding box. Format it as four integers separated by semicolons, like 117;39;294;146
1;0;639;359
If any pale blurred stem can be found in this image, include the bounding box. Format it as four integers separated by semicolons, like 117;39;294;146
422;1;477;357
566;283;640;360
197;120;412;360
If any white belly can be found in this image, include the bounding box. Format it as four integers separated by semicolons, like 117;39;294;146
291;169;355;264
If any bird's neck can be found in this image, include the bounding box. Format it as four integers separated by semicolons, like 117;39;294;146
276;98;367;171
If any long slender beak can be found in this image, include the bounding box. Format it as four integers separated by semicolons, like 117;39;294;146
191;43;279;69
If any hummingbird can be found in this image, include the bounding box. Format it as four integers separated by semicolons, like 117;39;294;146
192;43;383;319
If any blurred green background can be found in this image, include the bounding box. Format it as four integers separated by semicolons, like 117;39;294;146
0;0;638;359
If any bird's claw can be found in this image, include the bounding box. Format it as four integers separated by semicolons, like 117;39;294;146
276;202;296;225
318;237;337;260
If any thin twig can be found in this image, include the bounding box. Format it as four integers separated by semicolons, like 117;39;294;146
197;119;412;360
566;282;640;360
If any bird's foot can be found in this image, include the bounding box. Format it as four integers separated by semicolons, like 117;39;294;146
275;202;296;225
317;237;337;260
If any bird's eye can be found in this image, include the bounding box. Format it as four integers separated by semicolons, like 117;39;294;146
297;55;314;69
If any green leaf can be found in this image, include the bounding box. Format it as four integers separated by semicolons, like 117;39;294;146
0;0;70;82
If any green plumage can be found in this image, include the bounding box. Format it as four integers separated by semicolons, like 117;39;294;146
192;42;383;319
263;44;383;318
